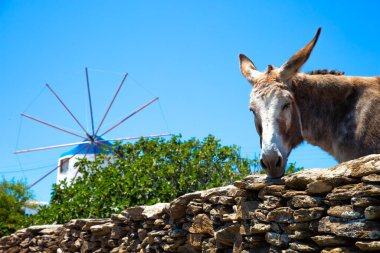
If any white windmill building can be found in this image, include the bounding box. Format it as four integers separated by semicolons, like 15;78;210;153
15;68;171;189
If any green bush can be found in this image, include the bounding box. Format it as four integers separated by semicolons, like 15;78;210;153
0;179;35;237
31;135;252;224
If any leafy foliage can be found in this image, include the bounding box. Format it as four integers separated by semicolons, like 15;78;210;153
31;135;252;224
0;179;35;237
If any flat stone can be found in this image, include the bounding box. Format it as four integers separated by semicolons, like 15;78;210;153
345;154;380;177
327;205;363;219
364;206;380;220
258;196;282;210
289;241;320;252
240;223;271;235
287;222;310;231
265;232;290;247
169;191;202;220
288;230;313;240
306;181;333;194
326;183;380;201
188;233;204;249
258;185;286;199
188;214;214;236
293;207;325;222
362;174;380;183
267;207;294;223
282;190;308;198
283;168;326;190
214;223;240;246
234;174;283;190
142;203;169;219
318;216;380;239
288;195;323;209
355;241;380;251
320;247;361;253
311;235;349;246
90;222;113;235
351;196;380;207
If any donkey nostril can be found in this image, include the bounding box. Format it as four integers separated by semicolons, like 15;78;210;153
276;156;282;168
260;159;268;170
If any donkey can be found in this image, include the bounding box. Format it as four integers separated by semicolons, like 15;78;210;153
239;28;380;178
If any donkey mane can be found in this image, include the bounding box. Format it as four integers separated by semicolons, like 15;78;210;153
307;69;345;76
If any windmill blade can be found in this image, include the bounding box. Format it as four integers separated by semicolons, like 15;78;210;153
28;143;89;189
95;71;128;136
15;140;91;154
97;133;172;143
21;113;87;139
46;83;89;135
85;67;95;136
100;97;159;137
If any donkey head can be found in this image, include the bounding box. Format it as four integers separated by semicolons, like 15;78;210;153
239;28;321;178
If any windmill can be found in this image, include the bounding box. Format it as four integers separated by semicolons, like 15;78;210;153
15;68;171;189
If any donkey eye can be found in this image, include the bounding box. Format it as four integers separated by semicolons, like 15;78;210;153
282;103;290;111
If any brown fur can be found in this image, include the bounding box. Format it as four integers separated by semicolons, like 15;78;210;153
240;28;380;176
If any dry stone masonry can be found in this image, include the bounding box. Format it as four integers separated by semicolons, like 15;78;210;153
1;154;380;252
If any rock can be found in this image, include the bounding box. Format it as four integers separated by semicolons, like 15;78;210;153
240;223;271;235
188;214;214;235
234;174;283;190
258;185;286;199
327;205;363;219
306;180;333;194
351;196;380;207
355;241;380;251
326;183;380;201
265;232;290;247
293;207;325;222
311;235;349;246
288;195;323;209
267;207;294;223
288;230;313;239
259;196;282;210
90;222;113;235
214;223;240;247
362;174;380;183
283;168;326;190
282;190;308;198
289;241;320;252
237;201;259;219
364;206;380;220
142;203;169;219
320;247;360;253
318;216;380;239
188;233;204;249
346;154;380;177
169;191;202;220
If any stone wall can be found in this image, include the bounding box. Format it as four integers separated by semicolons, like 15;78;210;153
1;154;380;253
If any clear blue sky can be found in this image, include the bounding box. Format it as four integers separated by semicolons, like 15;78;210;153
1;1;379;202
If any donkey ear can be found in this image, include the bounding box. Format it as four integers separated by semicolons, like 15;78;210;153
239;54;262;84
280;28;321;81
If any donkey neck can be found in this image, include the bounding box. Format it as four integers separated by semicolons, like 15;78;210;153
290;74;360;160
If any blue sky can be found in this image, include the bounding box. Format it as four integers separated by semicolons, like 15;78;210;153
1;1;379;202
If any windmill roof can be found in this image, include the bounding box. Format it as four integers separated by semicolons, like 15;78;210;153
60;136;113;158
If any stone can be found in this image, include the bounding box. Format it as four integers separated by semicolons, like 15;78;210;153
288;230;313;240
237;201;259;219
234;174;283;190
90;222;113;235
259;196;282;210
267;207;294;223
283;168;326;190
288;222;310;231
351;196;380;207
346;154;380;177
293;207;325;222
364;206;380;220
320;247;361;253
258;185;286;199
169;191;202;220
288;195;323;208
214;223;240;247
265;232;290;247
326;183;380;201
362;174;380;183
306;180;333;194
142;203;169;219
188;214;214;235
327;205;363;219
289;241;320;252
209;196;235;205
240;223;270;235
311;235;349;246
188;233;204;249
282;190;308;198
318;216;380;239
355;241;380;251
